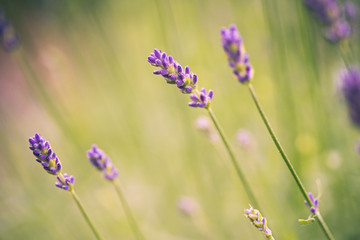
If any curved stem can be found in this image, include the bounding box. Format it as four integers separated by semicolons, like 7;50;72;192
70;190;104;240
112;180;145;240
207;107;260;209
247;83;335;240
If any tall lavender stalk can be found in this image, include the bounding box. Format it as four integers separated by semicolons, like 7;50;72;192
147;49;260;209
87;145;145;240
220;25;335;240
28;133;103;240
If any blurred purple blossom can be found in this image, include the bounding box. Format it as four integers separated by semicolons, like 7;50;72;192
177;196;198;217
87;145;119;180
339;67;360;128
236;129;256;151
221;25;254;83
325;19;351;43
344;1;357;21
304;0;355;43
0;7;19;52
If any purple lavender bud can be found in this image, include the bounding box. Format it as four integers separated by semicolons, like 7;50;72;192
28;133;62;175
55;173;75;191
153;69;162;75
188;102;197;107
325;19;351;43
310;207;317;214
185;66;190;74
154;48;161;58
221;25;254;84
339;67;360;128
193;74;198;85
87;144;119;180
178;65;183;73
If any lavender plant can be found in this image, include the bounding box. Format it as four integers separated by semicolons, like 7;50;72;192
245;205;275;240
221;25;335;240
28;133;103;240
87;145;145;240
148;48;260;209
339;67;360;128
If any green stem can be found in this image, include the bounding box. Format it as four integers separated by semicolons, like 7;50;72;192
112;180;145;240
207;107;260;209
70;190;104;240
247;83;335;240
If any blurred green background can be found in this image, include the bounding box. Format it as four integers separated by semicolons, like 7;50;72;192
0;0;359;239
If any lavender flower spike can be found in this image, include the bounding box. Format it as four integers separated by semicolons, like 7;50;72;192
148;48;198;94
221;25;254;84
55;173;75;191
29;133;62;175
0;7;19;52
188;88;214;109
245;205;275;240
339;67;360;128
87;145;119;180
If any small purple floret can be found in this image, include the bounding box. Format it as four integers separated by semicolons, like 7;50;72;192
304;192;319;214
28;133;62;175
188;88;214;109
221;25;254;83
87;144;119;180
55;173;75;191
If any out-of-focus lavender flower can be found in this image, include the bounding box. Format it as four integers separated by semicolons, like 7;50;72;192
344;1;357;21
0;7;19;52
55;173;75;191
305;192;319;214
339;67;360;128
304;0;341;24
177;196;198;217
29;133;62;175
221;25;254;84
195;116;220;143
188;88;213;108
236;129;256;151
87;145;119;180
325;19;351;43
148;48;198;94
245;205;275;239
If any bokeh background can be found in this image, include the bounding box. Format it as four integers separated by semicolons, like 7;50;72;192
0;0;359;239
